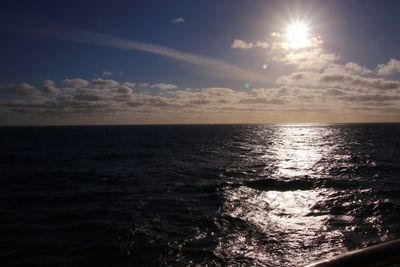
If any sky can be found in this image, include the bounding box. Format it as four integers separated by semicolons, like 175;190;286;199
0;0;400;125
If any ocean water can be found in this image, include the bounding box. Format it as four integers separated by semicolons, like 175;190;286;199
0;124;399;266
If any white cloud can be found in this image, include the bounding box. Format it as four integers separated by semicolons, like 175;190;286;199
231;39;269;49
254;41;269;49
344;62;372;75
231;39;253;49
172;17;185;23
268;32;324;52
150;83;178;90
377;58;400;75
278;50;340;71
62;78;89;88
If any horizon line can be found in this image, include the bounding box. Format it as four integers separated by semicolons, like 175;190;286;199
1;121;399;127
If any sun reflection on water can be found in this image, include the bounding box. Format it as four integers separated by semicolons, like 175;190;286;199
272;126;334;178
215;126;347;265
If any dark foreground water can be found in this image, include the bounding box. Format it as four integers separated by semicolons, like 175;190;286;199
0;124;399;266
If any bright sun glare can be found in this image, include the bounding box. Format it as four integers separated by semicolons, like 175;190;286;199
286;22;311;49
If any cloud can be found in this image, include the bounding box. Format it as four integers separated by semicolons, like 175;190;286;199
340;94;400;103
231;39;253;49
278;50;340;71
344;62;372;75
118;86;132;94
238;98;285;105
42;79;59;94
90;79;120;89
251;41;269;49
150;83;178;90
231;39;269;49
327;88;346;96
62;78;89;88
1;77;400;124
276;71;321;87
123;82;135;88
1;83;37;96
278;71;400;91
321;74;399;90
138;83;150;88
117;82;135;94
74;93;103;101
377;58;400;75
268;31;324;52
102;70;113;76
172;17;185;23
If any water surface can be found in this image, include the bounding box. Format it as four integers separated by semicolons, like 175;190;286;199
0;124;399;266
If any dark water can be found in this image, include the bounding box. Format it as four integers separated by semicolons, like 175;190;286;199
0;124;399;266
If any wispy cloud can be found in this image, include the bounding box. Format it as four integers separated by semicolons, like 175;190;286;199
172;17;185;23
150;83;178;90
102;70;113;76
16;24;268;84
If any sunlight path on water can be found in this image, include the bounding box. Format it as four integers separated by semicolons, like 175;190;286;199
215;126;348;266
273;126;334;178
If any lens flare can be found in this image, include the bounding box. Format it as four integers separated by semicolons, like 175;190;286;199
244;82;251;89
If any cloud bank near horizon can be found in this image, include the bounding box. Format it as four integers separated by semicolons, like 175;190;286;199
1;72;399;125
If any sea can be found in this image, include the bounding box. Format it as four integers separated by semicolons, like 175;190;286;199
0;124;399;266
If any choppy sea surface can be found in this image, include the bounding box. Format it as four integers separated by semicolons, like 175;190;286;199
0;124;399;266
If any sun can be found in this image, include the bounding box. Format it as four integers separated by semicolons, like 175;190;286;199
286;22;311;49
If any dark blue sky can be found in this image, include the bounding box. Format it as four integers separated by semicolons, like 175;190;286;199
0;0;399;125
1;0;399;87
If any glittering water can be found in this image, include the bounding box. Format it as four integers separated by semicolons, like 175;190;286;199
0;124;399;266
